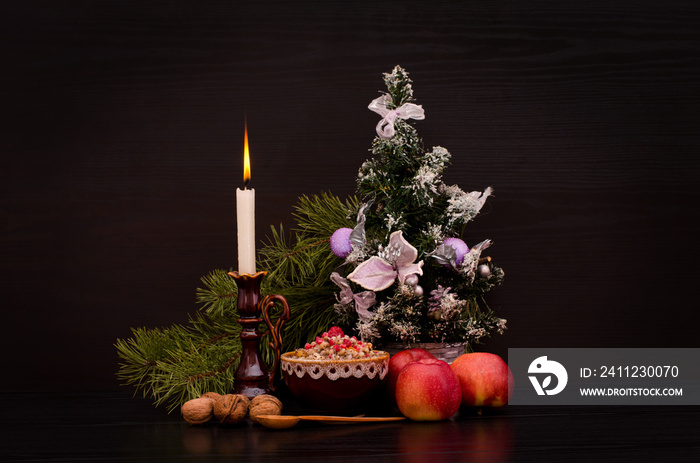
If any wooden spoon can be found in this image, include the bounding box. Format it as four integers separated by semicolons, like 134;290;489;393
255;414;406;429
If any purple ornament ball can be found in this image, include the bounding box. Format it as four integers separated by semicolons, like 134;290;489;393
443;237;469;266
330;227;354;258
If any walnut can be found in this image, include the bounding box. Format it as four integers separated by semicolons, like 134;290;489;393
181;397;214;425
200;391;222;402
248;394;283;424
213;394;249;425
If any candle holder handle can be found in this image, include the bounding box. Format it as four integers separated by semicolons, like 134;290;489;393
261;294;291;391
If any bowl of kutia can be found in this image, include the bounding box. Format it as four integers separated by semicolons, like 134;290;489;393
280;327;390;413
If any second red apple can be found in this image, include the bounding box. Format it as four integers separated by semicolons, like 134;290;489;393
386;348;435;402
395;358;462;421
451;352;513;408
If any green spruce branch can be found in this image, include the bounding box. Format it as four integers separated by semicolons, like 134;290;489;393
115;309;242;412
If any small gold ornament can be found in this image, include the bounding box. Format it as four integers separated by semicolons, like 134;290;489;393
477;264;491;278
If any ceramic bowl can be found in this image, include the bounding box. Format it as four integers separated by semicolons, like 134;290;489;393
280;351;390;413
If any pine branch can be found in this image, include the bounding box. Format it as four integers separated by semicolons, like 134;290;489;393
293;192;360;237
196;268;238;318
259;192;360;355
116;304;242;412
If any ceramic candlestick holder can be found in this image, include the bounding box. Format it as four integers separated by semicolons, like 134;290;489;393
228;270;291;398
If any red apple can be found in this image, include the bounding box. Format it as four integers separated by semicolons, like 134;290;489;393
386;348;435;402
395;358;462;421
450;352;513;408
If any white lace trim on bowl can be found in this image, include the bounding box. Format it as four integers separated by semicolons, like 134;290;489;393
281;359;389;381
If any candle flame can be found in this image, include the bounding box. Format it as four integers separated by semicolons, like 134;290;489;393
243;121;251;187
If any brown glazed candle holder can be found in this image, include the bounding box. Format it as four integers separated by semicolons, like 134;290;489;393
228;271;291;398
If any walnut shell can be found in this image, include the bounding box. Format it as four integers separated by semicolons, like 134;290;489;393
213;394;249;425
181;397;214;425
200;391;222;402
249;394;283;424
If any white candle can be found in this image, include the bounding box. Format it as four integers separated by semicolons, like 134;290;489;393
236;122;256;274
236;188;255;274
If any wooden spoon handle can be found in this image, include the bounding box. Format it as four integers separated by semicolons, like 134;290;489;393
299;415;405;423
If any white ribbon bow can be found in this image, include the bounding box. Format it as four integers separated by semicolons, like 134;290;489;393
368;94;425;140
330;272;376;322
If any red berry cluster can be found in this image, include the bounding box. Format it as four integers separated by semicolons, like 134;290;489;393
297;326;376;359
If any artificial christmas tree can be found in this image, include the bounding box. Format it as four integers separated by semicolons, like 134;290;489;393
327;65;505;348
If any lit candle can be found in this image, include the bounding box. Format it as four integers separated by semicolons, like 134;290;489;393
236;122;256;274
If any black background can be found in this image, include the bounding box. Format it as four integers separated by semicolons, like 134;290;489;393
2;0;698;393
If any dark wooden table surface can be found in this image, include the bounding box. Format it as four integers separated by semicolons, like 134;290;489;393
2;392;698;462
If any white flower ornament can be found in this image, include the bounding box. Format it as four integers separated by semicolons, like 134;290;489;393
330;272;376;321
347;231;424;291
